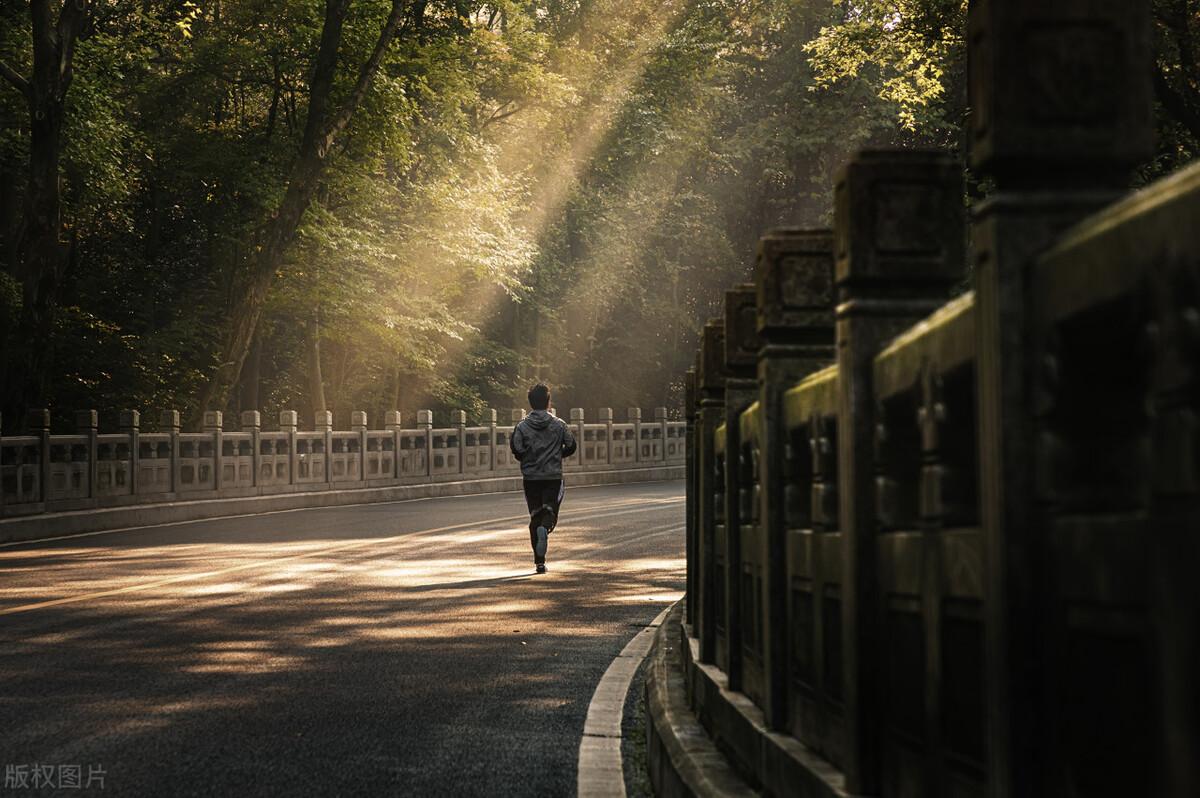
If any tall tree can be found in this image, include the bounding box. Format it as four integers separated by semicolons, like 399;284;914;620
193;0;421;422
1154;0;1200;135
0;0;92;412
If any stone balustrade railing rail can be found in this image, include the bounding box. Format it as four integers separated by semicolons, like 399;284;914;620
653;3;1200;797
0;406;685;520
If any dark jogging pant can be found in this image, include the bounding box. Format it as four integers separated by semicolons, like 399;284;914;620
523;479;564;564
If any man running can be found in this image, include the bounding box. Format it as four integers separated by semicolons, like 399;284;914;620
509;383;577;574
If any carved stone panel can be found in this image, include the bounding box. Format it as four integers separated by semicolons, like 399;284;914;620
834;150;965;294
724;284;760;376
968;0;1153;183
756;228;835;337
699;320;728;395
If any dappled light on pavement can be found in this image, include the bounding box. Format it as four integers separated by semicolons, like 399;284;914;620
0;483;685;796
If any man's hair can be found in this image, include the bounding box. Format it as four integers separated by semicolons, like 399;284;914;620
528;383;551;410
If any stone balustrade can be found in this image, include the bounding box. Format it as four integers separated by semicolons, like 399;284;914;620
0;407;685;521
653;3;1200;797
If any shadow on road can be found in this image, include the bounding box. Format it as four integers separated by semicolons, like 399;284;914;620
0;484;685;796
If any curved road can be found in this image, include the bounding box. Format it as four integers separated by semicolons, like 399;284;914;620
0;481;684;796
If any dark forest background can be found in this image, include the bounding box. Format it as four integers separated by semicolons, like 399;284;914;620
2;0;1198;429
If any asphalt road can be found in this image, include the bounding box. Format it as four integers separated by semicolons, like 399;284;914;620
0;481;685;797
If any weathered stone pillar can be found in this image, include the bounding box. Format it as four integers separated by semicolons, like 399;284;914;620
384;411;402;479
967;3;1154;796
75;411;97;499
313;410;332;484
654;407;668;462
204;411;223;492
279;410;298;485
451;410;466;474
71;410;94;499
834;150;964;795
121;409;141;496
240;411;260;488
684;369;697;627
482;409;497;472
696;321;727;664
754;228;836;731
351;411;368;482
597;408;613;465
508;409;524;470
721;284;759;690
627;407;642;463
418;410;434;477
162;410;181;493
570;408;585;468
25;410;51;504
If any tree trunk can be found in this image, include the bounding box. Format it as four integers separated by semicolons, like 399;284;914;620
240;332;262;412
668;270;679;407
307;313;326;414
193;0;414;423
147;179;163;260
0;0;91;415
265;54;282;142
333;339;350;415
392;361;402;410
0;164;17;272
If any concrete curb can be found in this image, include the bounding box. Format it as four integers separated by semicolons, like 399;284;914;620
0;465;683;544
644;602;847;798
644;601;757;798
577;604;672;798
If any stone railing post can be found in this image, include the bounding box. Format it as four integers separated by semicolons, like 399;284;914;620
26;410;51;504
569;408;584;467
510;409;524;469
654;407;668;462
240;411;260;489
279;410;298;485
203;411;223;493
754;228;836;730
450;410;466;475
721;283;760;692
482;409;497;472
384;411;402;479
351;411;368;483
597;408;613;465
162;410;180;493
696;321;727;664
627;407;642;464
834;149;964;794
120;409;141;496
75;410;97;500
967;4;1154;795
313;410;332;484
684;369;697;627
418;410;433;478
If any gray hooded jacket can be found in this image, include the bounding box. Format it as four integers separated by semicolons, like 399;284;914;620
510;410;577;480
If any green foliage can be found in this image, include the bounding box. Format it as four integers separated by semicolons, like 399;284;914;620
1;0;1196;423
805;0;966;136
477;0;931;410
